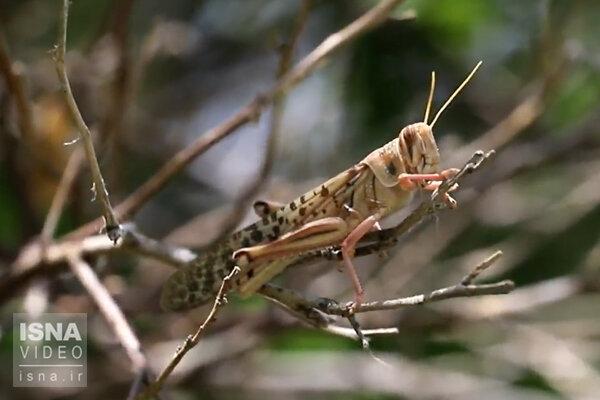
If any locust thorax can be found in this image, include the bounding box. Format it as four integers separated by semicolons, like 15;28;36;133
363;122;440;188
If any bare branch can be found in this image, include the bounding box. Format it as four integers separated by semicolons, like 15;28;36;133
461;250;503;285
135;267;240;400
65;252;147;373
272;0;405;96
1;228;196;305
99;0;135;144
320;251;512;316
338;280;514;314
261;251;513;342
54;0;121;240
41;148;84;241
68;0;407;238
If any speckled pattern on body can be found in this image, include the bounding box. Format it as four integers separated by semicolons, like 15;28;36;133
160;122;442;311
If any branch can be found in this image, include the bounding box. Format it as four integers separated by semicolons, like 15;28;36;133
41;148;84;241
65;252;147;373
0;227;196;305
320;251;512;316
324;280;515;315
260;251;513;342
68;0;407;238
135;267;240;400
53;0;121;241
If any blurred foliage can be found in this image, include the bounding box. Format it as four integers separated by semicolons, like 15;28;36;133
1;0;600;399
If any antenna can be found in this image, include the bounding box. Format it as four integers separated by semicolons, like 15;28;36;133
423;71;435;124
430;61;482;128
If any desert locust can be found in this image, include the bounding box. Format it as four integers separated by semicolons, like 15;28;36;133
161;62;482;312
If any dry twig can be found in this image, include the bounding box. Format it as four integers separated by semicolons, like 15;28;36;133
261;251;512;341
53;0;121;241
135;267;240;400
1;228;196;305
41;148;84;241
65;252;147;374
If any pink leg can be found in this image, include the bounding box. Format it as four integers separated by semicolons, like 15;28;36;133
398;168;460;190
341;215;379;311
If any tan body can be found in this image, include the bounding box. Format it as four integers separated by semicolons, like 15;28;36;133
160;63;481;311
161;123;444;311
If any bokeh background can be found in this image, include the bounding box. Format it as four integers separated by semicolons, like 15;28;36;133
1;0;600;399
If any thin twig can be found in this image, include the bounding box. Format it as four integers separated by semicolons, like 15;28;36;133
259;251;513;342
53;0;121;240
347;313;370;349
65;252;147;373
1;228;196;305
67;0;406;238
461;250;503;285
318;251;512;316
331;280;515;314
41;148;84;241
135;267;240;400
34;228;195;270
100;0;136;198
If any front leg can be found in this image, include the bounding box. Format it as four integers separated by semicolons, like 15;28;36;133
397;168;460;190
398;168;460;208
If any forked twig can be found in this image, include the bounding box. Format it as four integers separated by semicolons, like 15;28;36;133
261;251;513;342
0;227;196;306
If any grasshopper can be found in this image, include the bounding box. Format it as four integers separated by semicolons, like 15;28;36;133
160;62;482;312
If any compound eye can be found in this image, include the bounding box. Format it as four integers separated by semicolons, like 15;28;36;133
385;161;397;176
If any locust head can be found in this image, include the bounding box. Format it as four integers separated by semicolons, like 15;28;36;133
362;122;439;187
398;122;440;175
363;62;482;188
